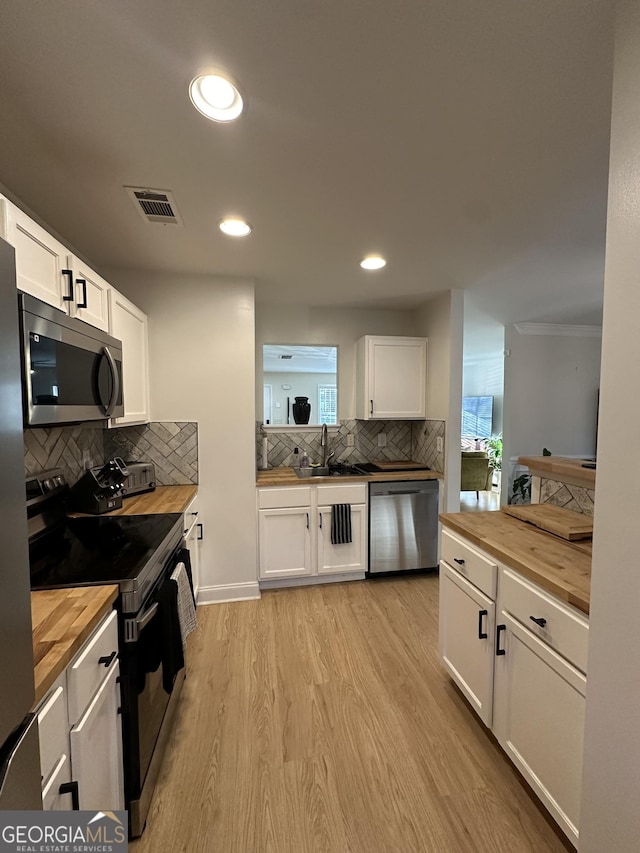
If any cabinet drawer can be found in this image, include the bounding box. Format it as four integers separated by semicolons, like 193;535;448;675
316;484;367;505
37;677;69;784
67;610;119;725
258;486;311;509
499;567;589;673
441;529;497;599
42;754;73;811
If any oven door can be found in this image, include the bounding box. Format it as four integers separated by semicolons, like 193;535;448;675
119;570;185;834
20;293;124;425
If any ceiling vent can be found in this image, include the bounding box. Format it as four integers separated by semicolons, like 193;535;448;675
125;187;183;225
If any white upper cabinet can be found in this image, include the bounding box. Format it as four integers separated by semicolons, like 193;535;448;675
108;288;150;426
355;335;427;419
0;196;111;332
0;196;70;310
68;255;110;331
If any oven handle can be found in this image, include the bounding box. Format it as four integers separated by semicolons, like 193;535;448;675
102;346;120;417
125;602;159;643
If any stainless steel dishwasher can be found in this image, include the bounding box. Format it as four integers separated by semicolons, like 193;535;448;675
368;480;439;574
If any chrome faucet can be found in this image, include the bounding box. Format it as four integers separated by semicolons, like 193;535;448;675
321;424;335;467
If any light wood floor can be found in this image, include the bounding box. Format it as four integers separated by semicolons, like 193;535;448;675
460;490;501;512
131;577;571;853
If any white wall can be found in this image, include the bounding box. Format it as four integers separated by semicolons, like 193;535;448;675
107;269;259;603
502;326;601;496
580;2;640;848
417;290;464;512
255;304;421;419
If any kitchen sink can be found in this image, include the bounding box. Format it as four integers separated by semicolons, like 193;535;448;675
294;466;331;478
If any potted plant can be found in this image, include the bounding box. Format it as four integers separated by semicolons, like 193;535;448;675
484;435;502;490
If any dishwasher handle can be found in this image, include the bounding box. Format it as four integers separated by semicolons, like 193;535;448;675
369;481;439;498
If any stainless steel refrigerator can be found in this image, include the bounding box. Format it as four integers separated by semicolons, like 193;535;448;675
0;236;43;808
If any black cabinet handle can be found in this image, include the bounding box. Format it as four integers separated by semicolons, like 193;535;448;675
62;269;74;301
496;624;506;656
76;278;88;308
478;609;488;639
454;558;465;566
59;780;79;810
306;513;309;529
319;512;323;529
197;522;203;541
98;650;117;668
370;399;374;415
530;616;547;628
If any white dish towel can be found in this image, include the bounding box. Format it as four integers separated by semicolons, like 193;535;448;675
171;562;198;647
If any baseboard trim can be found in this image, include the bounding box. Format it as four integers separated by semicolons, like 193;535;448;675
197;581;261;605
259;573;365;590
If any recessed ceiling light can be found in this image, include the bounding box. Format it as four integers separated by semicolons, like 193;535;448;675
189;73;244;122
219;217;252;237
360;255;386;270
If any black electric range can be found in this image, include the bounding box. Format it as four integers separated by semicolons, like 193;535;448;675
27;469;185;613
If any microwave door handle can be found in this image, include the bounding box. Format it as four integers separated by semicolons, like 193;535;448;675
102;345;120;417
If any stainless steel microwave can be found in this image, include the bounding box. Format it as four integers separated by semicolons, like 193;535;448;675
19;292;124;426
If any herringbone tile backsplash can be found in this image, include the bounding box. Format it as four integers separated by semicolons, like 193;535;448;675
105;422;198;485
25;422;199;486
257;418;446;473
25;425;105;485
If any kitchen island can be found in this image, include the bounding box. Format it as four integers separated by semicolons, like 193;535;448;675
439;509;590;613
439;508;589;847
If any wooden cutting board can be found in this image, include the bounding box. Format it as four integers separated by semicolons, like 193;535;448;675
503;504;593;540
373;460;430;470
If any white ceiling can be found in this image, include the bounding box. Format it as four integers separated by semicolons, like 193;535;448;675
0;0;613;325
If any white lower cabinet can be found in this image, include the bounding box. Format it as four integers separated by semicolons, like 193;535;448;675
439;528;588;847
439;561;495;726
493;612;586;845
36;609;124;812
258;483;367;582
69;661;124;811
183;494;202;601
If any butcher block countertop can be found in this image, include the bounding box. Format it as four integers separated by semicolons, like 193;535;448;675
518;455;596;488
440;510;591;615
70;484;198;517
257;466;443;487
31;585;118;704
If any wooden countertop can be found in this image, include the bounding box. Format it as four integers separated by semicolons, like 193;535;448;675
31;585;119;704
257;466;443;487
518;456;596;488
70;484;198;517
439;510;591;614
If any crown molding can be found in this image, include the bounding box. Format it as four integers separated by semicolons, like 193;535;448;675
513;323;602;337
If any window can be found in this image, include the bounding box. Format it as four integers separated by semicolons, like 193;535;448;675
318;384;337;424
462;396;493;438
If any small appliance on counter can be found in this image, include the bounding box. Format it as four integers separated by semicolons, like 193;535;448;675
120;461;156;497
69;457;129;514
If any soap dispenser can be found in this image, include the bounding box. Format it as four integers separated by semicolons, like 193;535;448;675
300;450;310;468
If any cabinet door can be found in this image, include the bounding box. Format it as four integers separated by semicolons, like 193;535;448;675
439;561;495;727
108;289;150;425
258;508;312;579
42;754;73;811
5;202;70;310
70;661;124;812
368;337;426;419
316;504;367;574
69;255;110;331
493;612;586;846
